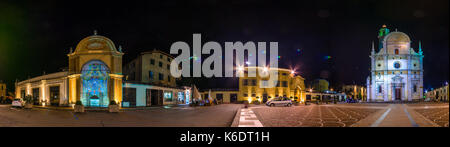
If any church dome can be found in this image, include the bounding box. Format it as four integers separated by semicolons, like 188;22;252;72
73;31;119;54
384;32;410;43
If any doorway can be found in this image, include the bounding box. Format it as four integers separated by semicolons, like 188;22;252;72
151;89;163;106
146;89;151;106
32;88;40;105
123;88;136;107
395;88;401;100
49;86;60;106
230;94;237;103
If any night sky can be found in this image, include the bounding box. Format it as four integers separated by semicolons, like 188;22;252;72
0;0;448;92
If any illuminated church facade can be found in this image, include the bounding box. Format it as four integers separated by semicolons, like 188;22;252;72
367;25;424;102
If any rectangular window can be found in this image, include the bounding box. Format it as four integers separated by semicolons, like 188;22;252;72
167;58;171;62
167;64;170;70
261;80;269;87
243;93;248;97
243;79;248;86
159;62;163;67
378;85;382;93
159;73;164;80
276;81;281;87
282;81;288;87
160;54;163;59
251;79;256;86
150;59;155;65
413;85;417;93
149;71;154;80
167;75;171;82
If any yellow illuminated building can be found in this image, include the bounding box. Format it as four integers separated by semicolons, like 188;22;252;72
238;67;306;103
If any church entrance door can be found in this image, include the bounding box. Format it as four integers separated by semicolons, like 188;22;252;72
395;88;401;100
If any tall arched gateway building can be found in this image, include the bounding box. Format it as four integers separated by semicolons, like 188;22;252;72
16;32;124;107
367;25;424;102
67;32;124;107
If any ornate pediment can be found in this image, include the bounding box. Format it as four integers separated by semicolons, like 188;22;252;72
392;75;403;83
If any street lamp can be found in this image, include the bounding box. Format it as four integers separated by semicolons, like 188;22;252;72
237;66;244;72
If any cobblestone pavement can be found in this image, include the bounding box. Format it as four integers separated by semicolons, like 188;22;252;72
407;103;449;107
338;103;389;107
0;104;242;127
252;105;380;127
251;103;449;127
414;108;449;127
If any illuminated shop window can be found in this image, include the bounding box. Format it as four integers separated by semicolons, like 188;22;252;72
164;91;172;101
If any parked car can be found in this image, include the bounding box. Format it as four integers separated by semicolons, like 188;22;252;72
266;97;292;107
12;98;25;108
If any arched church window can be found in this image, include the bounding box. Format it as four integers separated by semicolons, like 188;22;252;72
395;49;399;55
413;85;417;93
378;85;382;93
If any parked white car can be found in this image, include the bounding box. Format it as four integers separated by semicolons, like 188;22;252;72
11;98;25;108
266;97;292;107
